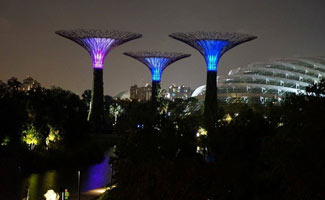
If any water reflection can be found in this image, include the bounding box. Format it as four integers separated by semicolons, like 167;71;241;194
18;152;111;200
82;152;111;191
28;174;42;200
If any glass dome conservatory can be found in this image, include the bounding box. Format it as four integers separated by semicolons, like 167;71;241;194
192;57;325;104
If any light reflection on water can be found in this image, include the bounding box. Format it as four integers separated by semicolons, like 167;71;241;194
18;152;111;200
82;153;111;191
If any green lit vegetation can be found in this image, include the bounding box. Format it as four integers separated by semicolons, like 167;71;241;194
0;77;110;173
1;77;325;200
1;137;10;146
45;126;61;147
22;125;40;150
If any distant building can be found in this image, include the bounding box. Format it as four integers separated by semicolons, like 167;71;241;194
127;83;193;101
115;90;130;100
130;84;152;101
22;76;41;91
165;84;193;100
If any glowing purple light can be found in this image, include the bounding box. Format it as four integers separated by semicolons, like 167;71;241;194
81;38;115;69
82;154;111;191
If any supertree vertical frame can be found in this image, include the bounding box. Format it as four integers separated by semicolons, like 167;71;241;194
56;29;142;131
169;32;257;133
124;51;190;103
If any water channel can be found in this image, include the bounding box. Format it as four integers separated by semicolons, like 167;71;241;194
14;151;111;200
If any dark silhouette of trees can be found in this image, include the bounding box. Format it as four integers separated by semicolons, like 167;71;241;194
0;77;89;148
82;89;92;107
103;81;325;200
7;77;22;92
1;76;325;200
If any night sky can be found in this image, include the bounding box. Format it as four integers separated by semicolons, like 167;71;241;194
1;0;325;96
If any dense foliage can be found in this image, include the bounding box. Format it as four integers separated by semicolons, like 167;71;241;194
102;80;325;200
0;77;89;147
0;77;110;177
1;76;325;199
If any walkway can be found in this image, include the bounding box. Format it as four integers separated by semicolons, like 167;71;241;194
70;187;106;200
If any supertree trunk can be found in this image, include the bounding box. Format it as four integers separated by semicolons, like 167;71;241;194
123;51;190;107
56;29;142;132
204;71;217;133
151;80;160;104
88;68;104;131
169;32;257;134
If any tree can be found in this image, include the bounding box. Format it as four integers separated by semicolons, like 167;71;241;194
7;77;22;92
81;89;92;107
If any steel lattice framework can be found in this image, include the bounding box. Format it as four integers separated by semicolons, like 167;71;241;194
56;29;142;69
56;29;142;131
169;31;257;136
124;51;190;81
169;32;257;71
124;51;190;102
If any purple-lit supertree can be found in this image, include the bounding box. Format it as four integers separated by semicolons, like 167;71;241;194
124;51;190;103
56;29;142;130
169;32;257;133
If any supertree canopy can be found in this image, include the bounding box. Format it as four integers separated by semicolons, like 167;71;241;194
56;29;142;69
56;29;142;131
169;32;257;133
169;32;257;71
124;51;190;102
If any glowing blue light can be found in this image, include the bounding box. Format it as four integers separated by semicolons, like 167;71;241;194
196;40;229;71
81;38;115;69
144;57;170;81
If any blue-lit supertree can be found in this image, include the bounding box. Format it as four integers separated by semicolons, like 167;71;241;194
169;32;257;132
56;29;142;131
124;51;190;103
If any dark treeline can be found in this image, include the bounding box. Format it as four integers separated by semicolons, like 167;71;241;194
0;77;113;175
101;80;325;200
1;76;325;200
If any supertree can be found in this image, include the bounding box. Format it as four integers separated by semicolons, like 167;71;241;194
169;32;257;132
124;51;190;103
56;29;142;131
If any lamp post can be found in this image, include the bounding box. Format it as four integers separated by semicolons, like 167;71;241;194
78;170;80;200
